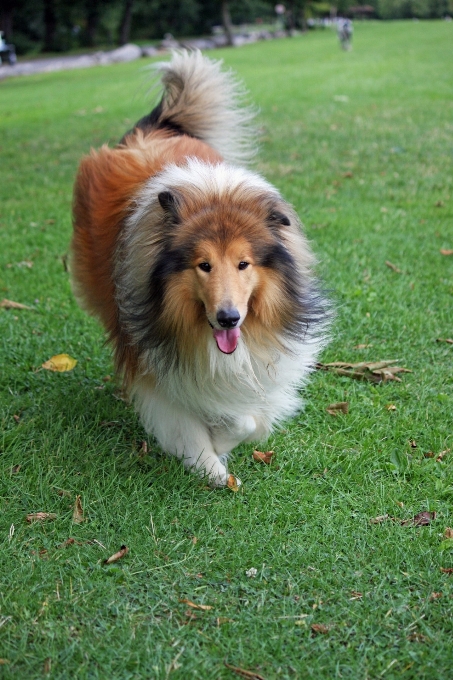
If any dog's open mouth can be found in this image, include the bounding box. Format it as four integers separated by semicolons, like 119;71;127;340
213;328;241;354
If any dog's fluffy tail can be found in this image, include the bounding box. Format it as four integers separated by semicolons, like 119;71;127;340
133;50;257;165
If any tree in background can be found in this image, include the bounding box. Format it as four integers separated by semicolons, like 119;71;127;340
118;0;134;45
221;0;234;45
1;0;452;56
1;0;17;42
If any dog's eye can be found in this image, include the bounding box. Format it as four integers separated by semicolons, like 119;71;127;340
198;262;211;273
238;262;249;271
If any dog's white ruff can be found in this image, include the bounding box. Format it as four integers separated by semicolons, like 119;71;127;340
132;333;320;486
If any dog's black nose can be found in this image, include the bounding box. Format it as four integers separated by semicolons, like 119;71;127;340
217;308;240;328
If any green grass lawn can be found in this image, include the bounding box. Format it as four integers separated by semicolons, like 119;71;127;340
1;20;452;679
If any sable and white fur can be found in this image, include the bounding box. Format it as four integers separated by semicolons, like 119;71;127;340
71;50;328;487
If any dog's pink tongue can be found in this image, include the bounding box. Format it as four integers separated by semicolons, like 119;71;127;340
213;327;241;354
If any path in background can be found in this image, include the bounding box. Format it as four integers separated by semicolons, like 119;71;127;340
0;29;291;81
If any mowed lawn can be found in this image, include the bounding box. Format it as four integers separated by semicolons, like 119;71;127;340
1;20;452;679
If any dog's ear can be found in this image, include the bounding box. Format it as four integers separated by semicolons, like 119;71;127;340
268;210;291;227
158;191;180;221
267;209;291;236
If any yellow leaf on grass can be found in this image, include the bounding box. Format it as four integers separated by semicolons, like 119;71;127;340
26;513;57;523
42;354;77;372
227;474;240;492
326;402;349;416
104;545;128;564
252;450;275;464
179;598;212;610
311;623;330;635
72;495;84;524
0;299;33;310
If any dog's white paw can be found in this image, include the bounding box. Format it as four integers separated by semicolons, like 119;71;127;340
206;462;242;490
205;458;229;488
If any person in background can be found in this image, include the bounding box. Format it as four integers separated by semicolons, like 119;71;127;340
337;18;353;50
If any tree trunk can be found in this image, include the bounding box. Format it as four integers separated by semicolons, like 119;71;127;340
285;0;295;34
43;0;58;52
119;0;134;46
0;0;14;43
221;0;234;47
85;0;100;48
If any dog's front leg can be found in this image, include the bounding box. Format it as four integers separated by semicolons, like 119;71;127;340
212;416;257;457
135;389;230;487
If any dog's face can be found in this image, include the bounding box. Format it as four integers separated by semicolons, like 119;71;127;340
159;194;288;354
192;237;259;352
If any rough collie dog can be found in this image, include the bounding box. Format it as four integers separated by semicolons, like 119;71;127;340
71;50;328;487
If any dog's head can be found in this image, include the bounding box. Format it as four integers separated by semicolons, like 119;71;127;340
117;163;321;361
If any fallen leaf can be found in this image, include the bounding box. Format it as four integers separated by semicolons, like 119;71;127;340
436;338;453;344
179;599;212;611
436;449;451;462
0;660;10;665
227;474;240;492
11;464;21;474
104;545;129;564
343;171;354;178
26;512;57;523
444;528;453;539
408;632;428;643
440;249;453;255
72;495;84;524
42;354;77;372
430;592;442;600
440;567;453;574
401;511;436;527
182;609;199;623
350;591;363;600
311;623;330;635
224;662;266;680
435;201;445;208
385;261;402;273
252;450;275;464
354;343;373;349
0;299;33;310
217;617;234;626
386;404;397;411
43;657;51;674
316;360;411;383
409;440;417;448
369;514;397;524
326;401;349;416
